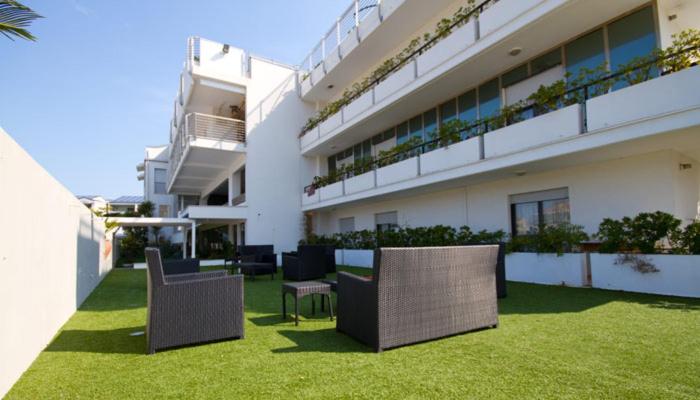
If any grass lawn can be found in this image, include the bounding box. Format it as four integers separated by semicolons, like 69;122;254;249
6;267;700;399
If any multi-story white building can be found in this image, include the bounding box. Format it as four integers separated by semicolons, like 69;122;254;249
161;0;700;256
137;145;179;241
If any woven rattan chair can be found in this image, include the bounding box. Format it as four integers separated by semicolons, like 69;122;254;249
145;248;244;354
337;246;499;352
282;245;327;281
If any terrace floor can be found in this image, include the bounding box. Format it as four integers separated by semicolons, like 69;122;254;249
6;267;700;399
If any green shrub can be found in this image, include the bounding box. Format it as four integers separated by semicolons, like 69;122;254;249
596;211;682;254
671;221;700;255
508;223;588;256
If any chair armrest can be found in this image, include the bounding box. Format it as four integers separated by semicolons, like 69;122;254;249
337;271;378;349
165;270;227;284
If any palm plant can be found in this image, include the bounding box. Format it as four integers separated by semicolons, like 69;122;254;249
0;0;42;41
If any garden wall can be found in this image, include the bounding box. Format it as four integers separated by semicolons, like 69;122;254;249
0;129;113;398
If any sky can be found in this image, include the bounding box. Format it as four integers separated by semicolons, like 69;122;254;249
0;0;347;199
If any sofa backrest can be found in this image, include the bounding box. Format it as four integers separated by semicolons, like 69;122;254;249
298;245;328;266
145;248;166;288
374;246;499;348
239;245;273;259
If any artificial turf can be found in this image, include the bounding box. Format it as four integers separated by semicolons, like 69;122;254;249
6;267;700;399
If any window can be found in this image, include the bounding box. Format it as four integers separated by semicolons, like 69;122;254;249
608;6;657;90
478;78;501;120
154;168;167;194
531;48;562;75
396;121;409;145
158;205;170;218
458;90;478;139
501;64;529;88
375;211;398;232
565;29;606;79
339;217;355;233
510;188;570;236
423;109;437;141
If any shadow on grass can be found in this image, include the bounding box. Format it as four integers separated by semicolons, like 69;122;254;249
500;282;700;315
272;328;371;354
45;326;145;355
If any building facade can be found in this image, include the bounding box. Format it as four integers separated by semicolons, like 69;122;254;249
138;145;179;242
160;0;700;256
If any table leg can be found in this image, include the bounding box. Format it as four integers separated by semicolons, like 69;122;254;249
282;291;286;320
321;294;325;312
294;295;299;326
312;294;316;316
326;294;334;321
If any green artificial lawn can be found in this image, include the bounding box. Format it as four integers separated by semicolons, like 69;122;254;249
6;267;700;399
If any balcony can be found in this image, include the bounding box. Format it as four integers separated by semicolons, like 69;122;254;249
179;205;247;222
178;37;248;124
299;0;650;156
299;0;458;102
168;113;246;194
302;65;700;210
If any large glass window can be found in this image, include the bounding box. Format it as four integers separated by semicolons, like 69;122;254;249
478;78;501;120
565;29;606;80
510;188;570;236
531;48;562;75
458;90;478;139
423;109;437;141
608;6;657;90
409;115;423;141
396;121;409;145
154;168;167;194
501;64;529;88
339;217;355;233
375;211;398;232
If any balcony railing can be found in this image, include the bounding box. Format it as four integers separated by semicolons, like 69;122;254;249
303;47;700;198
169;113;246;185
299;0;380;74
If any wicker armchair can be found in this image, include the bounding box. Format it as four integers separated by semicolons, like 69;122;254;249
337;246;499;352
238;245;277;273
162;258;199;275
282;245;327;281
145;248;244;354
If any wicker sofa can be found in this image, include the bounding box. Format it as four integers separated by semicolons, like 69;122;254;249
337;246;499;352
282;245;327;281
145;248;244;354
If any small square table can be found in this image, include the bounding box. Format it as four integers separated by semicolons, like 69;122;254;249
282;281;333;326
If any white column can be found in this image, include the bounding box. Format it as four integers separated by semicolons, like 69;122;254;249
228;176;234;206
191;221;197;258
181;227;187;259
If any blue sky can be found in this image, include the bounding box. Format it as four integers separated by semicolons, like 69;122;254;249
0;0;346;199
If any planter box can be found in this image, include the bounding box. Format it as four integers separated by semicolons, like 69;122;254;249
586;66;700;131
590;254;700;298
300;74;313;97
380;0;404;19
419;137;480;175
319;112;342;137
479;0;543;38
375;61;415;103
339;249;374;268
345;171;375;194
484;104;581;158
358;7;382;41
339;29;359;59
506;253;586;287
302;190;320;206
319;181;343;201
376;157;419;186
310;63;325;85
324;49;342;72
343;90;374;122
300;127;320;150
417;21;476;77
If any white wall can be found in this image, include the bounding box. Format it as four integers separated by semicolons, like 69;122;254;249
143;145;177;239
657;0;700;48
316;150;698;236
245;57;316;253
0;129;113;398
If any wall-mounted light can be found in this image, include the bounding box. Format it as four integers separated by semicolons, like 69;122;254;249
509;47;523;57
327;84;335;89
222;44;230;54
668;14;677;21
680;163;692;170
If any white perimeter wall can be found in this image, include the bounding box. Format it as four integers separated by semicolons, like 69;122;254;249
0;129;113;397
316;150;699;235
245;58;316;253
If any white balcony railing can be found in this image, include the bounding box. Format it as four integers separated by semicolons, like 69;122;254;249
169;113;246;186
299;0;380;73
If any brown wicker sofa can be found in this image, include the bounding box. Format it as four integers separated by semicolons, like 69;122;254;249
336;246;499;352
145;248;244;354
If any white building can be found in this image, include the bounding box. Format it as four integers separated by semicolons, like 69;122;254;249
137;145;179;242
160;0;700;256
